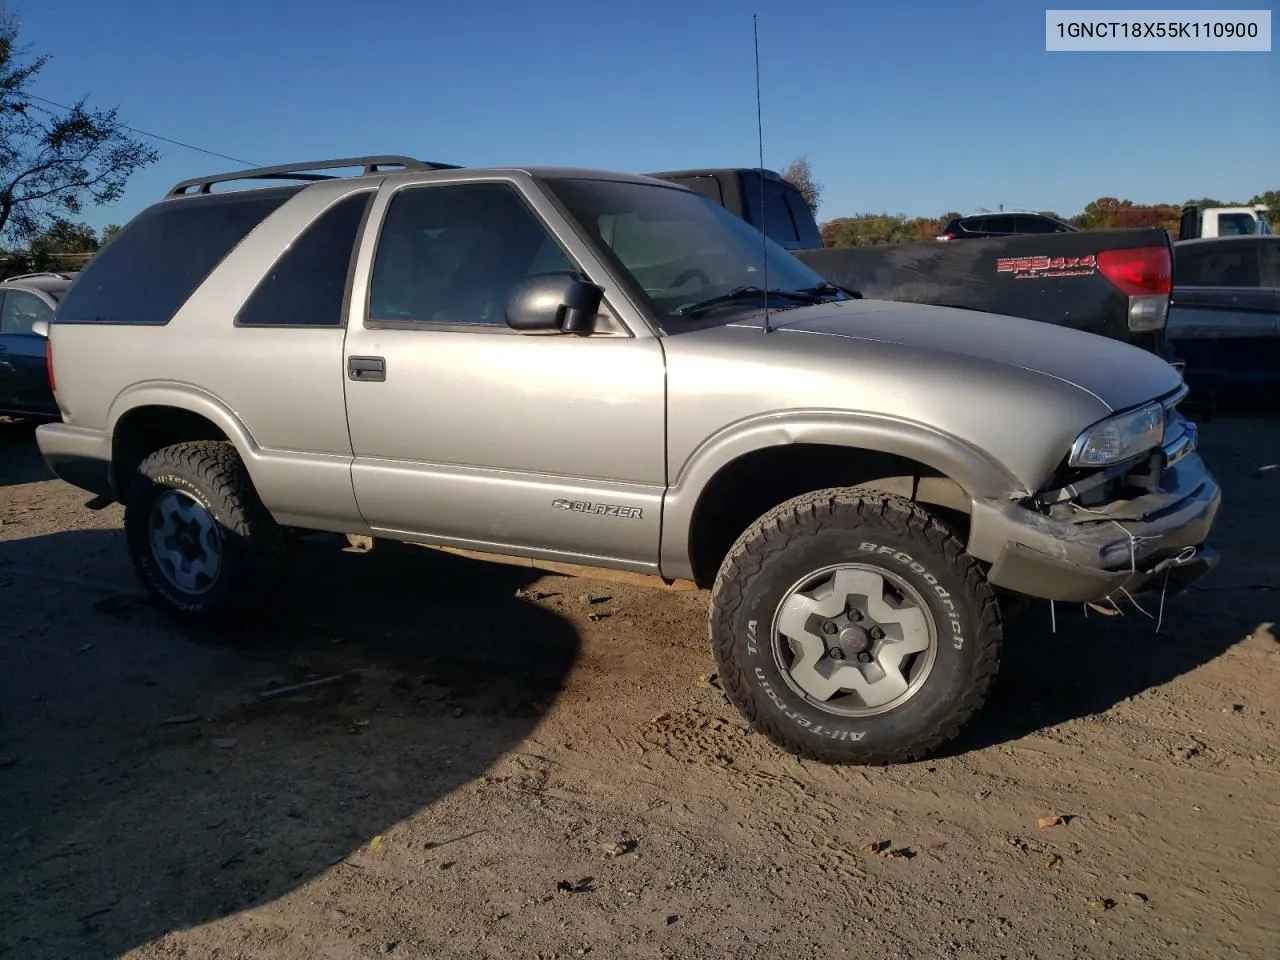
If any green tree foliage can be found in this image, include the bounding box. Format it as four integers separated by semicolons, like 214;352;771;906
1249;190;1278;212
30;216;98;254
0;5;158;245
99;222;121;245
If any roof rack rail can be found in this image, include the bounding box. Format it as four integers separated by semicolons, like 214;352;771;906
2;271;74;282
166;155;462;197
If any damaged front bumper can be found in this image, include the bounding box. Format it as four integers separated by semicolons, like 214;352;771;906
968;422;1221;604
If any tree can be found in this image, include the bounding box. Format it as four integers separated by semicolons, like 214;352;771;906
100;222;121;245
0;6;158;245
1249;190;1279;212
781;155;822;215
30;216;97;254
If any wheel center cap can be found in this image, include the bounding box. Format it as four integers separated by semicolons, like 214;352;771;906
837;624;871;654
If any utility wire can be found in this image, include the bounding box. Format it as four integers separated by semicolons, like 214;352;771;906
24;94;257;166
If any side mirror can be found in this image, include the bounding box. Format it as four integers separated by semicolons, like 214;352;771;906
506;272;604;334
31;319;50;338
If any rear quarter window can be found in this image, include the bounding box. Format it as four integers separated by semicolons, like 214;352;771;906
235;191;372;327
760;182;801;245
666;175;725;206
55;188;296;325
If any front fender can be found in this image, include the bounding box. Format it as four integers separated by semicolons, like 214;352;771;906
658;410;1025;581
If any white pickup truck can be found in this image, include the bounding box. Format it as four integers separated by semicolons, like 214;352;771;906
1179;204;1272;240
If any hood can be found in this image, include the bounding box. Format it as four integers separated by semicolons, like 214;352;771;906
747;298;1183;413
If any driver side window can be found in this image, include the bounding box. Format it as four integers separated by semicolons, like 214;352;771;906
367;181;577;327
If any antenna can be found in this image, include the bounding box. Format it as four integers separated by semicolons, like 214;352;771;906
754;13;772;334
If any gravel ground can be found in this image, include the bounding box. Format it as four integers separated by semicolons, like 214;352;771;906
1;413;1277;960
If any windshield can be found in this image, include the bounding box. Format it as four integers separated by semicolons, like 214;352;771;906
544;176;836;327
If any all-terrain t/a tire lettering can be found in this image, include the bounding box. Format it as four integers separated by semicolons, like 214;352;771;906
709;488;1003;764
124;440;287;627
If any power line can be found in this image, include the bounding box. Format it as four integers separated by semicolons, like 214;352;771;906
24;94;257;167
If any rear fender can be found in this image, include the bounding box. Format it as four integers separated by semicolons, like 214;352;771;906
105;382;261;497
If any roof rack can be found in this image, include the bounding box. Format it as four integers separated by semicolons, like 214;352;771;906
166;155;462;197
2;271;74;282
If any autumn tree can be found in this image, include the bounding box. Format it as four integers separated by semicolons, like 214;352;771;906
0;6;158;245
781;155;822;214
819;191;1276;246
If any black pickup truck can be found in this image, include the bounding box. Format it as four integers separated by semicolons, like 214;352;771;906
1163;235;1280;405
647;167;1174;355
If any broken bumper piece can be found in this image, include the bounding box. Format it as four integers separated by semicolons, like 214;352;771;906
969;450;1222;604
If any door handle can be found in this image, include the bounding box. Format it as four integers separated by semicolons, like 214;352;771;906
348;356;385;382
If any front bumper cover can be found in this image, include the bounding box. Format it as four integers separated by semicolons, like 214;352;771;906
969;448;1221;604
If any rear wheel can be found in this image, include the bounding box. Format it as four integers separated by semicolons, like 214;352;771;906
709;488;1002;764
124;441;287;626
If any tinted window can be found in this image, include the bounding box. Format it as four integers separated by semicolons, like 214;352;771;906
236;191;371;327
1262;242;1280;286
785;192;817;236
669;175;724;205
56;188;294;325
983;215;1017;233
368;182;575;327
1014;216;1054;234
760;182;800;244
1217;213;1258;236
0;290;54;334
1175;244;1261;287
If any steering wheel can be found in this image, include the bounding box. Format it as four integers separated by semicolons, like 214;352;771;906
669;268;710;289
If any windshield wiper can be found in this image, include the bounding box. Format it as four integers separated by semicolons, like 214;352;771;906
799;280;862;300
674;285;830;317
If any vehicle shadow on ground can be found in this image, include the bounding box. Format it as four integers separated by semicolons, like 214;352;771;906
0;530;579;960
941;588;1252;757
0;419;53;488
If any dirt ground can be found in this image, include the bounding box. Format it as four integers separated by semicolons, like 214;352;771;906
1;413;1277;960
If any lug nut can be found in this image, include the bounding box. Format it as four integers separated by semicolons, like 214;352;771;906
848;609;863;622
857;652;873;664
829;648;846;661
821;621;838;635
869;627;885;641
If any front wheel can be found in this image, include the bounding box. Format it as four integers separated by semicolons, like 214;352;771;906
124;441;287;627
709;488;1002;764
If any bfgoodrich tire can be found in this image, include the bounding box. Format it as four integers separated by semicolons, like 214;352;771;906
124;440;287;627
709;488;1002;765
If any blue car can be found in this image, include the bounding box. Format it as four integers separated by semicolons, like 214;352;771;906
0;271;73;420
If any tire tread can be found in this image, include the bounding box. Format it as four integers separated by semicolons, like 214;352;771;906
126;440;287;625
709;487;1003;765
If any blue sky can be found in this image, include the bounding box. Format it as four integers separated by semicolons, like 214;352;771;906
17;0;1279;233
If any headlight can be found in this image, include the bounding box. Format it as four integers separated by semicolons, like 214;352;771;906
1068;402;1164;467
